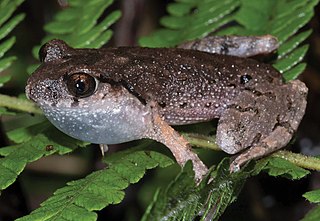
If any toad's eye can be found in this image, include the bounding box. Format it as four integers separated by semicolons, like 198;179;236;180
66;73;98;98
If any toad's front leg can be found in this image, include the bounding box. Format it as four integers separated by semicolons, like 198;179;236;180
145;111;208;182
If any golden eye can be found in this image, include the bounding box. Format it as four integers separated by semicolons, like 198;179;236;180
66;73;97;98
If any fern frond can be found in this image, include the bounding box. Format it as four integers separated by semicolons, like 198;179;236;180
221;0;319;80
140;0;318;81
143;154;311;221
28;0;121;72
17;147;173;221
142;159;249;221
139;0;240;47
301;205;320;221
0;0;25;79
38;0;120;49
0;0;25;117
0;122;86;191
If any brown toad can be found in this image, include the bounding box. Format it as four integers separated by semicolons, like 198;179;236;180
25;36;308;181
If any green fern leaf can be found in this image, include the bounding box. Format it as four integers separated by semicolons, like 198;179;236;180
301;206;320;221
0;0;24;25
303;189;320;203
301;190;320;220
0;36;15;58
143;154;311;221
256;156;310;180
0;0;25;117
277;30;311;58
0;122;86;191
220;0;318;80
0;56;16;73
17;147;173;221
0;13;24;40
283;63;307;81
142;159;250;221
139;0;240;47
0;0;25;76
28;0;121;73
39;0;121;49
273;45;309;74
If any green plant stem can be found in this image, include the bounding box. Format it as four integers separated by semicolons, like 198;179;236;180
272;150;320;171
184;133;320;171
182;133;220;151
0;94;42;114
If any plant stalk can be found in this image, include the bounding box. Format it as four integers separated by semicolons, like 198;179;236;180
273;150;320;171
184;133;320;171
182;133;220;151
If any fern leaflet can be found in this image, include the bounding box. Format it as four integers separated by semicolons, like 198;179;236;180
0;122;86;191
221;0;318;80
17;146;173;221
33;0;121;54
139;0;240;47
0;0;24;76
0;0;25;117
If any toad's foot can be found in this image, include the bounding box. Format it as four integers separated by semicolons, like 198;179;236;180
146;112;208;183
229;126;292;172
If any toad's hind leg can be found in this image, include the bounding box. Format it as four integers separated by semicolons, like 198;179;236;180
145;112;208;182
216;80;308;172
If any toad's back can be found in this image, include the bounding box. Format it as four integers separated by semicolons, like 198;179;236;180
91;47;284;124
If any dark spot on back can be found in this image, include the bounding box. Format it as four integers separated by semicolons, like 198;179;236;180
209;79;218;84
158;101;166;108
179;102;187;108
266;75;275;83
264;92;276;99
205;102;211;108
227;83;236;88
